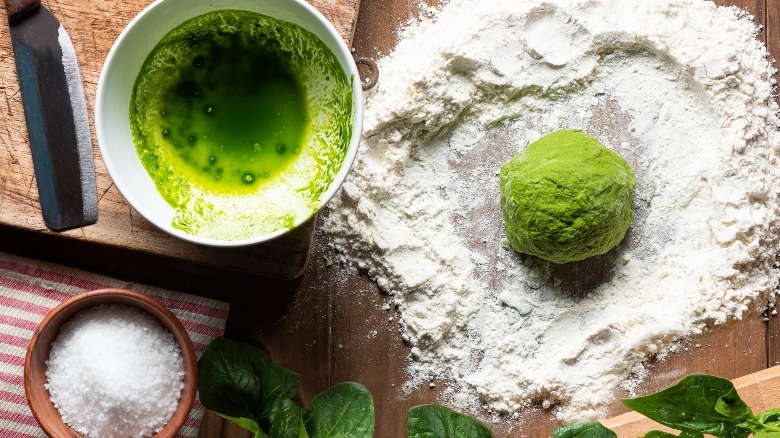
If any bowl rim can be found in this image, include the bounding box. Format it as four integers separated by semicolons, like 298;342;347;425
24;288;197;438
95;0;364;248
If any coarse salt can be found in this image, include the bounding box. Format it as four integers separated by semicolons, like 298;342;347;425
45;304;184;438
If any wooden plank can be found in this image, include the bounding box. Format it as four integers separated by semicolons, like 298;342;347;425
603;366;780;437
0;0;360;279
198;0;775;437
762;54;780;406
346;1;774;437
768;305;780;369
352;0;438;59
199;220;335;438
314;0;361;43
763;0;780;378
742;0;768;39
769;0;779;59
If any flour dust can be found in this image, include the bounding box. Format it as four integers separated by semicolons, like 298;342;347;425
325;0;780;420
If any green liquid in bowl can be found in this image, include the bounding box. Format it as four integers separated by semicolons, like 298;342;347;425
156;38;309;193
130;10;353;240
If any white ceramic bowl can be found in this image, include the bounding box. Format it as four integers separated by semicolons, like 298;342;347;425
95;0;363;247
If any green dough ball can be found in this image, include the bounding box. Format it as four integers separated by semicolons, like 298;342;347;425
500;129;635;264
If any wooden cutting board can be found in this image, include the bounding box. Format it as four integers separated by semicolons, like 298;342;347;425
0;0;360;279
602;366;780;437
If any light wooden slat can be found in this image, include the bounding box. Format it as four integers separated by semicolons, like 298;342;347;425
603;366;780;437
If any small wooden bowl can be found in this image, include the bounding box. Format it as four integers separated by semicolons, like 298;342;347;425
24;288;198;438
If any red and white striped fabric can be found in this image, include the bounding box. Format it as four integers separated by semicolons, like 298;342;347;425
0;251;230;438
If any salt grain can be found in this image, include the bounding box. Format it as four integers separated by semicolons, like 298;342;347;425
45;304;184;438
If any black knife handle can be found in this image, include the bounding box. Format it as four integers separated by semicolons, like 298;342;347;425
4;0;40;23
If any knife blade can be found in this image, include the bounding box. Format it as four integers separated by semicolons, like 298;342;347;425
4;0;97;230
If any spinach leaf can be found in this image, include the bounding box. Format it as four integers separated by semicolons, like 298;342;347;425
269;398;309;438
551;421;616;438
257;353;301;420
306;382;375;438
621;375;752;437
736;408;780;437
714;387;752;420
198;338;265;420
216;413;267;438
742;422;780;438
407;404;492;438
198;338;300;431
642;431;704;437
756;408;780;424
757;408;780;425
198;340;377;437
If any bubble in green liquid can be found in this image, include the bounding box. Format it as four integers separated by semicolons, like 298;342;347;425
129;9;353;240
133;27;308;194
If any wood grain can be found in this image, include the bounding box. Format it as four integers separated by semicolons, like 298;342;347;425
0;0;773;437
0;0;359;279
3;0;39;23
196;2;780;437
603;366;780;437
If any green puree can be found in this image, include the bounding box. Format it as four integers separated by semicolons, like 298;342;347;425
500;130;635;264
130;10;353;240
155;37;308;193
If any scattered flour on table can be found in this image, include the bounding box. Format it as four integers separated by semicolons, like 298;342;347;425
325;0;780;420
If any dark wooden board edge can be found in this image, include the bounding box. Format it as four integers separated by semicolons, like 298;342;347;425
0;0;360;281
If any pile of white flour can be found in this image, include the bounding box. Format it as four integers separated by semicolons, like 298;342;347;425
325;0;780;420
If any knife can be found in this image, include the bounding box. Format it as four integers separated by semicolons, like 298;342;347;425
4;0;97;230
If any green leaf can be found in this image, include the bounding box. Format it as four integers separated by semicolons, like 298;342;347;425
407;404;493;438
642;431;704;438
306;382;375;438
257;354;301;421
551;422;615;438
198;339;264;420
736;408;780;437
757;408;780;425
750;429;780;438
269;398;309;438
740;419;780;437
198;338;300;433
621;374;752;437
217;413;266;437
714;387;752;420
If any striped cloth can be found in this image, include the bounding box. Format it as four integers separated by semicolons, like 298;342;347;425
0;251;230;438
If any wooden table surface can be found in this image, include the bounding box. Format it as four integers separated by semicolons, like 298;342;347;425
0;0;362;280
1;0;778;437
